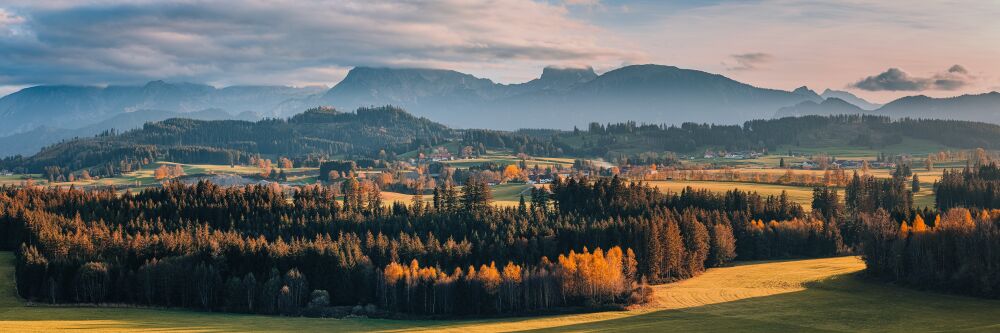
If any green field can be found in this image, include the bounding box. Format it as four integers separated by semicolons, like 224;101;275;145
3;252;999;332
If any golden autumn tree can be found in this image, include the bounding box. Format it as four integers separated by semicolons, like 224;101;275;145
154;165;169;180
502;164;523;182
912;214;928;232
500;262;522;312
278;157;293;169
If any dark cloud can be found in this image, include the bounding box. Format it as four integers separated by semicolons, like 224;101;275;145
726;53;773;71
0;1;637;87
852;68;926;91
852;66;974;91
948;64;968;74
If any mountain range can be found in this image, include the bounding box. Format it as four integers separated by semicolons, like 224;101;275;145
0;109;260;157
1;64;998;158
319;65;816;129
776;91;1000;123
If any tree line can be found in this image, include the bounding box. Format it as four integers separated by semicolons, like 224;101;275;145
3;176;845;317
934;163;1000;210
833;163;1000;299
859;208;1000;298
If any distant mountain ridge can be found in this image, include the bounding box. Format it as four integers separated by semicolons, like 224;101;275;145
792;86;823;102
0;109;260;157
776;98;864;118
776;91;1000;123
4;64;1000;158
820;89;881;110
875;92;1000;122
321;64;814;129
0;81;322;135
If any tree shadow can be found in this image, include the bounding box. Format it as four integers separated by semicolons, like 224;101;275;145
521;273;1000;333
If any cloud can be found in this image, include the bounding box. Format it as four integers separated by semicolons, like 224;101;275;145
563;0;601;6
0;1;641;87
0;8;25;35
948;64;968;74
852;66;975;91
725;53;773;71
0;8;24;24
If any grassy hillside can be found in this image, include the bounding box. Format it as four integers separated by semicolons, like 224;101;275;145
2;252;999;332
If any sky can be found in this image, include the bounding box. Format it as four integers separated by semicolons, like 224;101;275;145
0;0;998;103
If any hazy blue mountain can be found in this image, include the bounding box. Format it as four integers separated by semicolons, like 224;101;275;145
873;92;1000;123
9;64;997;142
0;108;260;157
792;86;823;102
820;89;882;110
0;81;322;135
774;91;1000;124
775;97;865;118
321;64;813;129
508;66;597;93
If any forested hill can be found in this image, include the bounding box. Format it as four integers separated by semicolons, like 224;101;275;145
549;115;1000;159
1;106;456;175
8;109;1000;177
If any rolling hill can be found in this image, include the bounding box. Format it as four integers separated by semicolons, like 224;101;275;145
10;104;1000;178
2;106;457;175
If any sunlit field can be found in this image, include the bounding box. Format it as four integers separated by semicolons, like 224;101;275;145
3;252;998;332
647;176;937;210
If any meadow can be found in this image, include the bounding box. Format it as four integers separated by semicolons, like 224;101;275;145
3;252;999;332
652;169;939;209
647;180;820;210
380;183;533;208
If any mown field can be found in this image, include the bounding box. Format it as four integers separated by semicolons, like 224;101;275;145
441;155;575;169
381;183;533;208
648;180;819;210
39;162;320;189
647;175;938;210
2;252;999;332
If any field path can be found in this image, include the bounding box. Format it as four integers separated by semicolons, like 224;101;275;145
3;254;999;332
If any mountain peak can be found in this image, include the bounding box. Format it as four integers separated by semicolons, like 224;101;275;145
792;86;822;102
144;80;168;87
539;66;597;83
820;89;881;110
775;96;863;118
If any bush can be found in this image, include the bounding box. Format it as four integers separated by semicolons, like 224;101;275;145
308;290;330;308
75;262;110;303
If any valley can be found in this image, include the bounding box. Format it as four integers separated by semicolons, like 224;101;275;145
3;3;1000;331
